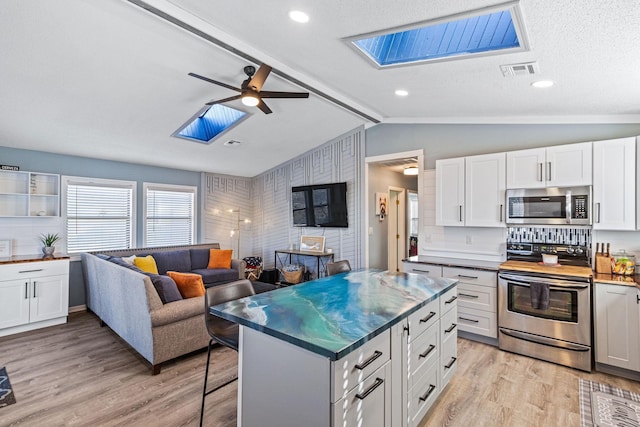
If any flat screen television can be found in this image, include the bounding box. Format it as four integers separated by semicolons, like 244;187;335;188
292;182;348;227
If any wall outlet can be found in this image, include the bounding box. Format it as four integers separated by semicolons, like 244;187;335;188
466;235;472;244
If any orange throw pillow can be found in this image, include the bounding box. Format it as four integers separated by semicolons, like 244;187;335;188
208;249;233;269
167;271;205;298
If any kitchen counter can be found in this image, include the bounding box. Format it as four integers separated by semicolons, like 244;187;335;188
593;272;640;289
403;255;501;271
0;253;70;265
499;260;593;278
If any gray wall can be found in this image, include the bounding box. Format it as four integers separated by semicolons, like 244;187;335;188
365;123;640;168
0;146;202;307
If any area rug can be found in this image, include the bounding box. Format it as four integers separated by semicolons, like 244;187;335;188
0;367;16;408
579;378;640;427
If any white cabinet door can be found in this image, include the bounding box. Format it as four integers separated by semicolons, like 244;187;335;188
595;283;640;371
402;262;442;279
435;157;465;226
333;362;391;427
546;142;593;187
29;275;69;323
0;279;30;329
593;137;636;230
506;147;546;189
465;153;506;227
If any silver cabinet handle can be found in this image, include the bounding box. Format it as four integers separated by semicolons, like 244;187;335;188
459;205;463;222
538;163;543;182
418;384;436;403
24;282;28;299
500;204;503;222
547;162;552;181
596;202;601;223
419;311;436;324
355;377;384;400
355;350;383;370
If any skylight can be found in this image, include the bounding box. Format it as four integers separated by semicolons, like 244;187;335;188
350;5;527;67
172;104;248;144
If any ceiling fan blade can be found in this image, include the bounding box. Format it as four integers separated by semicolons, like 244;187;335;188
257;99;272;114
188;72;241;92
259;91;310;99
205;94;242;106
248;64;272;92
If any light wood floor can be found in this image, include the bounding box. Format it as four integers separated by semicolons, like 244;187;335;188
2;312;639;427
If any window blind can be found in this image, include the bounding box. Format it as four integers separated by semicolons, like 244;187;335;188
145;186;195;247
66;183;134;253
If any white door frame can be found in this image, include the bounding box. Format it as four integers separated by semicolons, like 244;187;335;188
364;149;424;268
388;186;406;272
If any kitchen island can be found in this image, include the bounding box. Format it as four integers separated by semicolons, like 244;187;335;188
210;269;458;427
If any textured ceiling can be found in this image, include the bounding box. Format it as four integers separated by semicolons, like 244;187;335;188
1;0;638;176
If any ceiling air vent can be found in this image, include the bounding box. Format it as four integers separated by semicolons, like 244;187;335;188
500;61;539;77
224;140;241;146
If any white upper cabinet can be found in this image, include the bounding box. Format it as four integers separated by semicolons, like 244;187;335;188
435;157;465;226
506;142;592;188
465;153;506;227
436;154;506;227
593;137;637;230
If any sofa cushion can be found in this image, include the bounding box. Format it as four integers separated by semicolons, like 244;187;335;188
134;255;159;274
108;256;146;273
152;250;192;275
208;249;233;269
168;271;206;298
122;255;137;265
192;268;239;285
189;248;211;270
149;274;183;304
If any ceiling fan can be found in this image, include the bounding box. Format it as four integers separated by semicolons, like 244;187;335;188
188;64;309;114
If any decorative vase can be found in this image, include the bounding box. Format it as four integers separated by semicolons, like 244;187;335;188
42;246;55;256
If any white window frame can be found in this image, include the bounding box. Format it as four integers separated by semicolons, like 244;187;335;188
143;182;197;247
62;175;137;254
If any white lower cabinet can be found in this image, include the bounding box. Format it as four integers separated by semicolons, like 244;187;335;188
443;267;497;338
0;259;69;337
594;282;640;371
402;261;443;279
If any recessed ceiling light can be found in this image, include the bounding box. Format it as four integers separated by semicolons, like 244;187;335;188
395;89;409;97
403;166;419;175
289;10;309;23
531;80;554;88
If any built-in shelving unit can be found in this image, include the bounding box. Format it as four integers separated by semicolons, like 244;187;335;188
0;170;60;217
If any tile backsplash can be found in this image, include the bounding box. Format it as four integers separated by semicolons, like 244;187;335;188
507;227;591;246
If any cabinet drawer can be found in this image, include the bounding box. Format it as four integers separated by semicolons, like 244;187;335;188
407;297;439;341
441;331;458;389
443;266;496;288
403;262;442;279
440;306;458;345
457;307;497;338
408;361;439;427
333;361;391;427
1;260;69;279
331;330;390;402
440;286;458;315
456;282;497;312
408;321;439;387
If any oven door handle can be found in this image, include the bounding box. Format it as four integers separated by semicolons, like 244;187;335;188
499;273;590;289
499;328;590;352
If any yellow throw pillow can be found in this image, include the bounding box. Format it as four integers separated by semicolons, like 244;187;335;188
167;271;205;298
208;249;233;269
133;255;159;274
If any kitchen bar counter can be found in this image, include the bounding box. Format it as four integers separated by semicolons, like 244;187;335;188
0;253;70;265
403;255;501;271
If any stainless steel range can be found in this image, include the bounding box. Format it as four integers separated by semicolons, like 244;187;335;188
498;242;593;372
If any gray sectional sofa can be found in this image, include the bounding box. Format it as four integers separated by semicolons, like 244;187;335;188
81;243;255;374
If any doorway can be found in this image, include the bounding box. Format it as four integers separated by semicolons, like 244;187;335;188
388;187;406;272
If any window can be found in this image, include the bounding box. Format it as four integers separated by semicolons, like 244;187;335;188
171;104;248;144
63;176;136;253
144;183;196;247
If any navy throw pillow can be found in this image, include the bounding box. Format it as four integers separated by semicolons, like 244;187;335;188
152;250;191;275
148;274;183;304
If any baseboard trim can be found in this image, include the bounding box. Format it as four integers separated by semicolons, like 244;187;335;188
69;304;87;313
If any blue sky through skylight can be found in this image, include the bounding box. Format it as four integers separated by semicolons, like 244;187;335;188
353;9;520;66
173;104;247;143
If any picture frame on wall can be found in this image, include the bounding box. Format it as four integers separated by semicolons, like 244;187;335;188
375;192;387;218
300;235;325;253
0;239;12;258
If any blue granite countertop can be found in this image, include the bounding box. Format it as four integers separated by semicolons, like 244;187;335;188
210;269;457;360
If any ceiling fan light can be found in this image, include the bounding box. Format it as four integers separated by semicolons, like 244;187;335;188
241;95;260;107
289;10;309;23
403;166;419;175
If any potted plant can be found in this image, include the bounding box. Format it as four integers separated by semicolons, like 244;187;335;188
39;233;60;256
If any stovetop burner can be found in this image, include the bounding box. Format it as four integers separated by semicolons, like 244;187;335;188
506;242;590;267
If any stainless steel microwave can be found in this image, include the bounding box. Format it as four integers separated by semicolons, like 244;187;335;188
506;186;592;225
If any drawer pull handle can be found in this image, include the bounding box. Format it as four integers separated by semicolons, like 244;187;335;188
19;269;43;274
33;281;37;298
355;350;383;371
459;316;479;323
412;269;430;274
445;323;457;333
445;295;457;304
419;311;436;324
457;274;478;279
459;293;478;299
355;377;384;400
444;357;457;369
419;344;436;359
24;282;28;299
418;384;436;403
